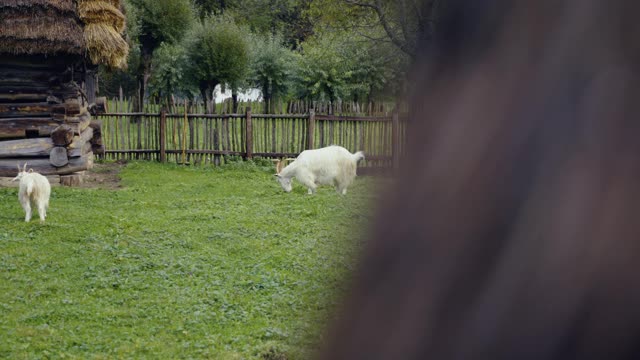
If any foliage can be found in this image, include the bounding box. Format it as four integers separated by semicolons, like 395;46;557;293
293;31;406;103
98;45;142;98
294;35;350;102
96;0;143;98
0;162;376;359
128;0;194;55
187;16;250;107
98;0;409;105
340;33;409;101
148;43;198;102
230;0;313;48
308;0;437;59
193;0;234;18
248;34;298;111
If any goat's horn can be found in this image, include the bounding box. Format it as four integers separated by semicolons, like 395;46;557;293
23;163;27;172
16;163;20;172
276;159;283;174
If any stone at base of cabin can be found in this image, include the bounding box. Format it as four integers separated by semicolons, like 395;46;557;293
60;172;85;187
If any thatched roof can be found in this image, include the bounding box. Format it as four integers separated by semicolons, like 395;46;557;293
0;0;129;69
0;0;85;56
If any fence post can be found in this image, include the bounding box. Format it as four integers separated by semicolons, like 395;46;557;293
159;107;166;163
307;109;315;150
245;107;253;159
392;108;400;169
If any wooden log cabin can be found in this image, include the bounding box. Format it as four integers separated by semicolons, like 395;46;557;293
0;0;128;183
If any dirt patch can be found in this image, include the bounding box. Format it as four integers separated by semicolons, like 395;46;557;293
79;160;126;189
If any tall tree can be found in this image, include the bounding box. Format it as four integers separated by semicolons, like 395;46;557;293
187;17;250;113
193;0;234;19
309;0;442;59
127;0;193;110
148;43;197;106
230;0;314;48
248;34;297;113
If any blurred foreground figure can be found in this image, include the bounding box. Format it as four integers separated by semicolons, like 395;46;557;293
321;0;640;359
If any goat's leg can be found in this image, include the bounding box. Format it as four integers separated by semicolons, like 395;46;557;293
296;171;317;195
20;196;31;222
335;178;350;196
38;201;46;223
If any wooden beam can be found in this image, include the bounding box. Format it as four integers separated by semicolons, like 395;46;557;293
51;124;74;146
68;126;93;149
245;107;253;159
68;141;93;158
0;117;64;138
49;146;69;167
0;175;60;188
88;120;103;155
90;96;107;114
0;137;53;158
0;102;65;118
0;93;48;102
63;99;82;116
0;153;93;176
66;112;91;134
0;129;25;139
307;109;315;150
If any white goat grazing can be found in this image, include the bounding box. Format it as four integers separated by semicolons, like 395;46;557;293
275;145;365;195
11;163;51;223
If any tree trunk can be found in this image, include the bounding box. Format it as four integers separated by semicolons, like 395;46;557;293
232;89;239;113
134;53;152;114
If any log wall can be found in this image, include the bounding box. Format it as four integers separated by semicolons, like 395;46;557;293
0;55;102;182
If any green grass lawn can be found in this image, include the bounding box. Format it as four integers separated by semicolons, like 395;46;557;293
0;161;378;359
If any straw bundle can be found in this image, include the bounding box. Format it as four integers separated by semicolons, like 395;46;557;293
83;23;129;68
77;0;129;69
77;1;125;33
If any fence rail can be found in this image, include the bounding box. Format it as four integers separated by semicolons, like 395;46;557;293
96;108;405;170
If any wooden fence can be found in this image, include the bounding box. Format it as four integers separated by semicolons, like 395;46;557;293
106;96;399;117
96;108;405;171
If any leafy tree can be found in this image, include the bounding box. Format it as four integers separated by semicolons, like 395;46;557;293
193;0;234;19
230;0;313;48
148;43;197;105
248;34;297;113
292;28;408;107
97;45;142;98
309;0;442;59
342;33;409;102
97;0;141;98
187;16;250;113
294;35;353;105
127;0;194;109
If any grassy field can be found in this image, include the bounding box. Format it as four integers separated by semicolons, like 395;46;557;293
0;160;379;359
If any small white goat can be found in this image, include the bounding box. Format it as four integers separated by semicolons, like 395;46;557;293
11;163;51;223
275;145;365;195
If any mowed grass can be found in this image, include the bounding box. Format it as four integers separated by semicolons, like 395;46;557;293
0;161;379;359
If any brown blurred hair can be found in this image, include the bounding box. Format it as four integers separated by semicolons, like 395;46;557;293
320;0;640;359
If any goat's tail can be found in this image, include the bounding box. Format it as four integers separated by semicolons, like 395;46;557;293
353;151;365;163
25;180;35;196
